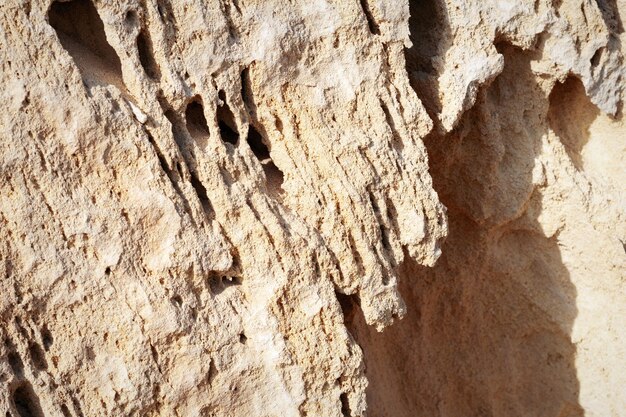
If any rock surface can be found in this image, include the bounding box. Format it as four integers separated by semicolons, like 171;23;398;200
0;0;624;416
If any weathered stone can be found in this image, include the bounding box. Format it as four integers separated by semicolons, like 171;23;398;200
0;0;623;416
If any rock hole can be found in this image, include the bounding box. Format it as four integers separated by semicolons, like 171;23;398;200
60;404;72;417
104;267;111;275
8;352;24;376
208;276;223;295
217;90;239;145
137;30;160;80
185;98;210;141
404;0;447;121
406;0;441;74
590;47;604;68
155;147;171;174
48;0;124;90
262;162;284;199
340;392;351;417
150;344;159;363
274;116;284;133
171;295;183;307
207;359;217;385
124;9;137;26
222;275;242;286
207;274;241;295
379;224;391;251
28;343;48;370
595;0;624;34
23;1;32;17
547;76;597;171
238;333;247;344
240;67;252;108
247;125;270;160
247;125;284;198
12;382;44;417
218;121;239;145
358;0;380;35
336;292;360;324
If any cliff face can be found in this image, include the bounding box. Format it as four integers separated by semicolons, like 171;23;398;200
0;1;624;417
350;1;626;416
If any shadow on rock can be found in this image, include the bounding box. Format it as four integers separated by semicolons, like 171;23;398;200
346;43;587;417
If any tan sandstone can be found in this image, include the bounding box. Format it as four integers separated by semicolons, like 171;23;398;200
0;0;624;416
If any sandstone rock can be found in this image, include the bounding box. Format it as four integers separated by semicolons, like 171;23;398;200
350;1;626;416
0;0;624;416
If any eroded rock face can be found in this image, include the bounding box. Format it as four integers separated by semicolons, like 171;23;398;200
1;0;443;415
348;1;626;417
0;0;624;417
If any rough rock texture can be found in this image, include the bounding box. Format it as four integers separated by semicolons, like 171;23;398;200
349;1;626;416
0;1;624;417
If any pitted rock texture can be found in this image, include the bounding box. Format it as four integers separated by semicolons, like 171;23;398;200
1;0;443;416
0;0;624;417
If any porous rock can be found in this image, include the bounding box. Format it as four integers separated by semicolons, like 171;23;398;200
0;0;624;416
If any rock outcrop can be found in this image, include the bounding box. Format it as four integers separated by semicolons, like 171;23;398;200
0;0;624;416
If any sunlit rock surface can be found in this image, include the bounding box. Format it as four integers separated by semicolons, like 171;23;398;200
0;0;624;416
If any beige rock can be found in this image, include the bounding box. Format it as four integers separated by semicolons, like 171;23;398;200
350;1;626;417
0;0;624;417
0;0;442;415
